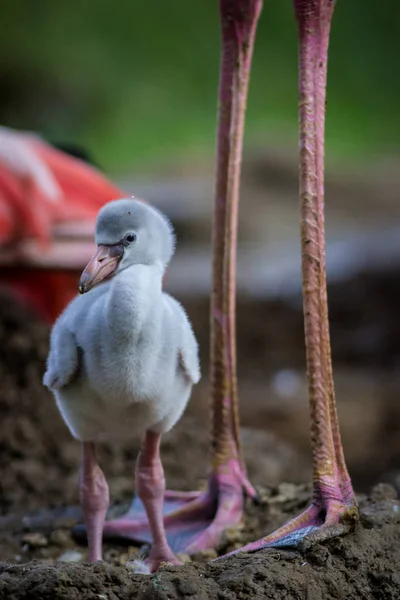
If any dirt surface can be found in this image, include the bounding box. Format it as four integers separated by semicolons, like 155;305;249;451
1;263;400;599
1;485;400;600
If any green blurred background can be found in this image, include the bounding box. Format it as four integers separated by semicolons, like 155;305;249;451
1;0;399;174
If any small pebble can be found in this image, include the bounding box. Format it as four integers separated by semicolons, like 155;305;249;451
21;532;48;548
223;524;244;545
370;483;398;502
38;558;54;565
304;545;331;567
58;550;83;563
256;487;273;505
49;530;72;547
53;517;80;530
127;546;140;560
126;559;151;575
191;549;218;563
104;548;122;565
269;482;299;504
118;553;129;566
176;553;192;563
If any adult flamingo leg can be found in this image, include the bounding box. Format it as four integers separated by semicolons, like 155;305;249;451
88;0;262;555
220;0;359;558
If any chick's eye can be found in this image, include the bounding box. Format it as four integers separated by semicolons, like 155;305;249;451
125;233;136;244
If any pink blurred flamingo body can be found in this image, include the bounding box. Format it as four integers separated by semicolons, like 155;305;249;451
0;127;124;322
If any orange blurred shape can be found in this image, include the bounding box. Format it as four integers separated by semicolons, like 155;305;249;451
0;134;125;323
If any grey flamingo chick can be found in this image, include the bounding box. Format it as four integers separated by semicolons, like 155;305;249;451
43;198;200;572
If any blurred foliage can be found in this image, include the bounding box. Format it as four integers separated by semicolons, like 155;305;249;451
1;0;399;172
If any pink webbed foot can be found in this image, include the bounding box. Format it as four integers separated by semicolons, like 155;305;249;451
219;479;358;559
101;489;210;553
104;459;257;554
75;459;257;555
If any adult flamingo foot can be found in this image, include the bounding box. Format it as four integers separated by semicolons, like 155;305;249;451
74;459;257;554
221;481;358;558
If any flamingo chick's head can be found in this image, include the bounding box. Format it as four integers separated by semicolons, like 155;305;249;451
78;198;175;294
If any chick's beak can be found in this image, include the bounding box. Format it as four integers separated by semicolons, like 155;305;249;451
79;243;124;294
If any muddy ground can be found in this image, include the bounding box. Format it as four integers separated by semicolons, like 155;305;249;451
1;246;400;598
1;485;400;600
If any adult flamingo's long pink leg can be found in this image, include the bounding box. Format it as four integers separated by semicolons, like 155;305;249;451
219;0;359;558
73;0;262;555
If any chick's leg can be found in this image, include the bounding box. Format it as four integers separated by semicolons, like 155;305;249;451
79;442;109;562
136;430;181;572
